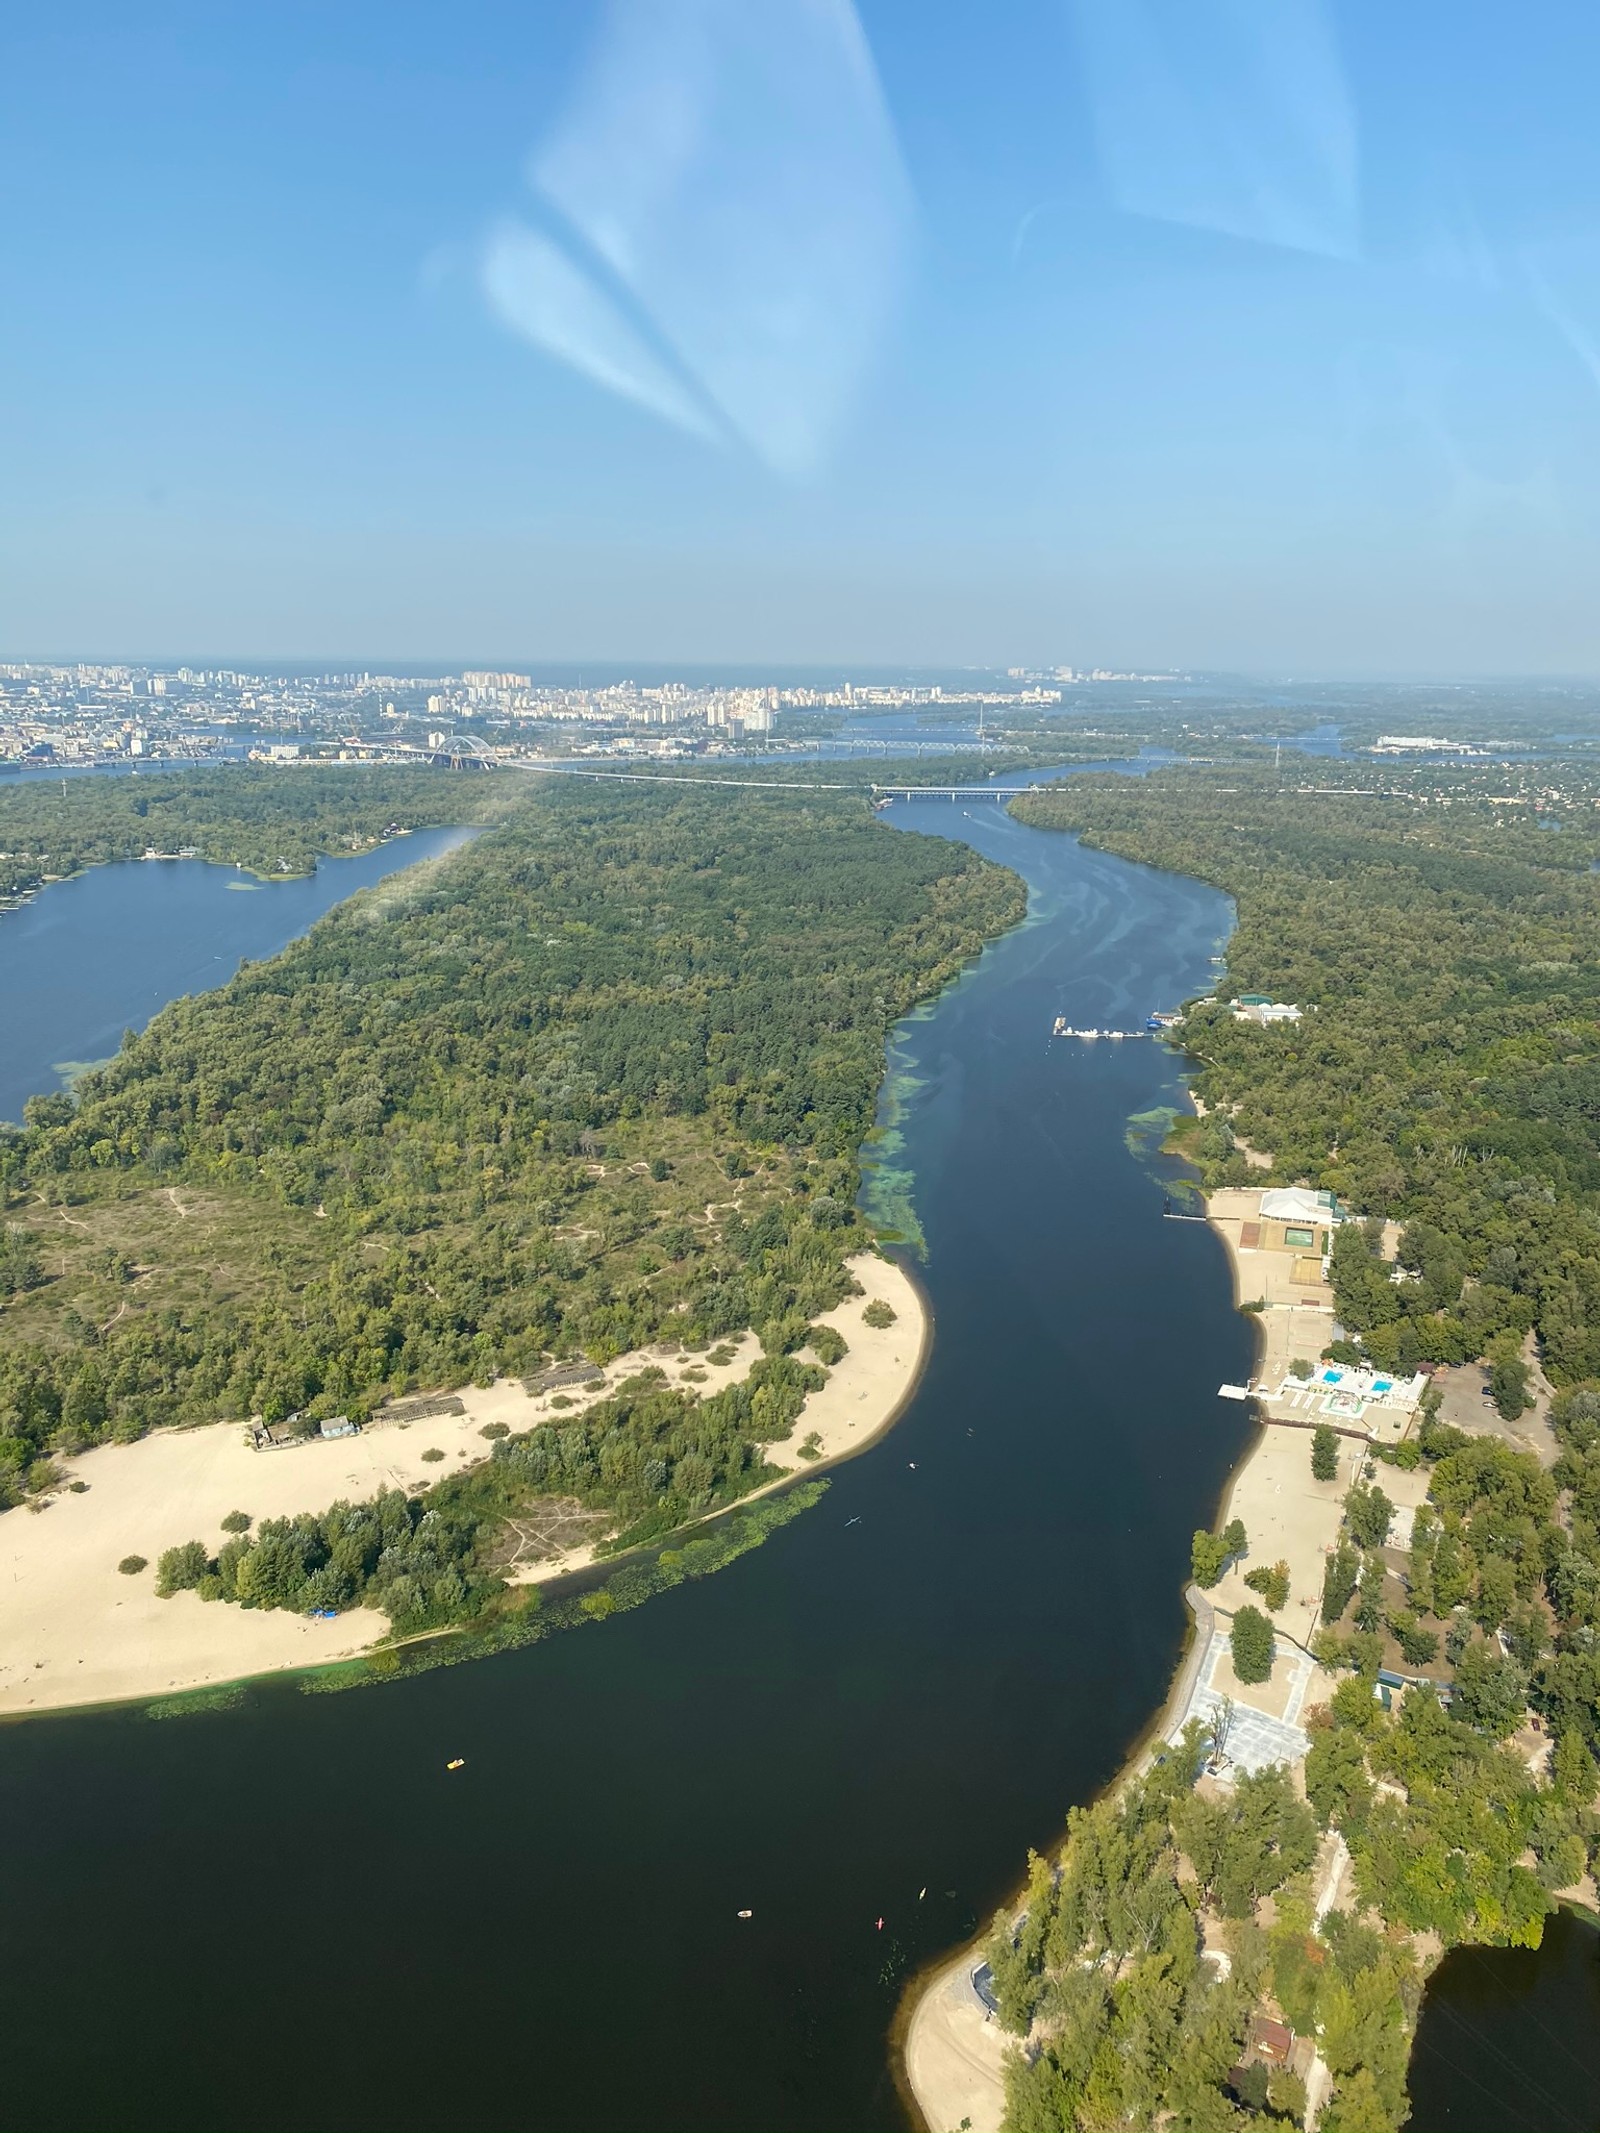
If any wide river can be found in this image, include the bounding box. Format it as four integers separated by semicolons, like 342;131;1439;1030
0;789;1589;2129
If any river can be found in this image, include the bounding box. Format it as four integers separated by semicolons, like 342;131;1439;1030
0;792;1586;2129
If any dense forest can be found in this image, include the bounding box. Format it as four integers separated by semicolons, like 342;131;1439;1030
987;1668;1591;2133
0;763;500;899
0;781;1022;1544
1015;763;1600;1382
984;1728;1404;2132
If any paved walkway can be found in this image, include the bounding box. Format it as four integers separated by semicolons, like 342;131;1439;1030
1170;1627;1312;1776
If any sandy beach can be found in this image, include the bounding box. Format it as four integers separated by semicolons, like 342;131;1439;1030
0;1252;925;1720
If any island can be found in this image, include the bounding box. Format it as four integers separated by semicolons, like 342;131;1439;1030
0;773;1017;1709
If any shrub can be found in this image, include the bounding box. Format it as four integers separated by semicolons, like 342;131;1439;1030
220;1510;252;1534
808;1323;847;1366
1244;1559;1291;1611
862;1298;897;1329
421;1447;446;1463
117;1554;148;1576
1230;1604;1275;1683
479;1422;510;1439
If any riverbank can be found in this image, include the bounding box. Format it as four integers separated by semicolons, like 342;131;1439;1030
901;1171;1346;2133
0;1252;925;1720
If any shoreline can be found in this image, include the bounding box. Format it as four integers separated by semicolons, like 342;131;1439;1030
0;1251;929;1724
897;1116;1276;2133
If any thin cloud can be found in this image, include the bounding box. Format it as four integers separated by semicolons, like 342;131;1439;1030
1069;0;1359;260
482;0;914;478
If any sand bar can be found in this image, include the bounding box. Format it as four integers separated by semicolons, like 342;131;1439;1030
0;1253;925;1719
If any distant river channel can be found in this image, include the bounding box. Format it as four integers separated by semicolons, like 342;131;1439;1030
0;783;1584;2129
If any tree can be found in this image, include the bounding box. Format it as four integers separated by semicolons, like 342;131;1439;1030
1345;1482;1394;1550
1322;1541;1360;1624
1312;1423;1340;1481
1191;1530;1228;1588
1222;1516;1248;1561
155;1540;209;1596
0;1225;45;1298
1231;1604;1275;1684
1354;1556;1387;1633
1386;1609;1438;1668
1488;1333;1531;1421
1322;2066;1400;2133
861;1299;896;1329
1451;1642;1530;1738
1306;1722;1374;1828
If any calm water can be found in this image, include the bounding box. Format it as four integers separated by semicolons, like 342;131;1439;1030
0;795;1574;2128
0;829;476;1121
1408;1909;1600;2133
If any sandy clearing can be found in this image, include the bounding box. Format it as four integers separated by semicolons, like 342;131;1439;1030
1207;1427;1349;1652
1;1253;926;1719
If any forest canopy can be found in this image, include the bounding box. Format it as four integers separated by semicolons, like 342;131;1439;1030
0;778;1023;1515
0;762;502;899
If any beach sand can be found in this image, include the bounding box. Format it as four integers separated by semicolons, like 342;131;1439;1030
903;1957;1009;2133
0;1253;926;1719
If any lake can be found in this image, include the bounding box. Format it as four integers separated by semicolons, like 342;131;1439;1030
0;828;478;1123
0;790;1583;2129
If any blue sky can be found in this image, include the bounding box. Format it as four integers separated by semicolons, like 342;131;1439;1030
7;1;1600;674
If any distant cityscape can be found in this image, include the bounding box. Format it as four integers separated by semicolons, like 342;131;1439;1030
0;662;1135;772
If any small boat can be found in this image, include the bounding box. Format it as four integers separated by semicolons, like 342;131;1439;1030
737;1909;753;1920
446;1758;466;1771
845;1516;861;1527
